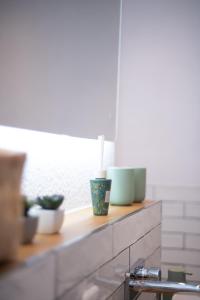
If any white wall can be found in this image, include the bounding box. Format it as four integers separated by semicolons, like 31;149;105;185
116;0;200;186
0;126;114;210
116;0;200;280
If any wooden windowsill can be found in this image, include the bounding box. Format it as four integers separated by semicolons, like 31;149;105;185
1;200;158;275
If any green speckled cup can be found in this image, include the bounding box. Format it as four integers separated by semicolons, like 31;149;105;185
90;179;112;216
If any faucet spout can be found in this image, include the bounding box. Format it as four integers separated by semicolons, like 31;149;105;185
129;280;200;294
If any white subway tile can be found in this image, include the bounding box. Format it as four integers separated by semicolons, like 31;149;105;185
56;226;113;298
113;203;161;256
155;186;200;202
113;213;140;257
184;265;200;282
108;284;124;300
172;294;199;300
137;292;156;300
0;253;55;300
161;264;171;279
162;249;200;266
145;248;161;268
146;185;155;200
185;204;200;218
161;264;168;279
145;203;162;231
162;219;200;234
60;249;129;300
185;235;200;250
162;203;184;217
130;225;161;267
162;233;183;248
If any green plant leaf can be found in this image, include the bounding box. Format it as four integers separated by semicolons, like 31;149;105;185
36;194;64;210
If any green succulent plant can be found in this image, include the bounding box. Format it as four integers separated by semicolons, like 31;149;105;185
36;194;64;210
22;195;35;217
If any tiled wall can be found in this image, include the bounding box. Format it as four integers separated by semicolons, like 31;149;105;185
59;202;161;300
147;185;200;282
0;202;161;300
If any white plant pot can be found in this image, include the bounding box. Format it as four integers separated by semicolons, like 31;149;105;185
36;209;65;234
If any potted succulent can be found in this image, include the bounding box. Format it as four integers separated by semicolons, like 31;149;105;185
21;196;38;244
34;194;65;234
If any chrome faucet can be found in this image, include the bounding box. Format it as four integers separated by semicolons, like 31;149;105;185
129;279;200;294
126;265;200;300
129;265;161;280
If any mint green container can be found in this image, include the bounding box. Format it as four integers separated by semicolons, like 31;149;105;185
134;168;146;203
107;167;135;205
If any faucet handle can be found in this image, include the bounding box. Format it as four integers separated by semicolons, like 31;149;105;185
134;265;144;272
130;266;161;280
130;265;143;279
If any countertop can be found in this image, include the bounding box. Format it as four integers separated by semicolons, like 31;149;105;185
0;199;157;275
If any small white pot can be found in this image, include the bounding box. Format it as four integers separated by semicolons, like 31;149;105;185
35;209;65;234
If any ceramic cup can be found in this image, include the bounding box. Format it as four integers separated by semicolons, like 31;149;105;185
107;167;135;205
90;178;112;216
133;168;146;203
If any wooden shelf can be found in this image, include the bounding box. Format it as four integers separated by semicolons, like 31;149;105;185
18;200;156;260
1;200;157;275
